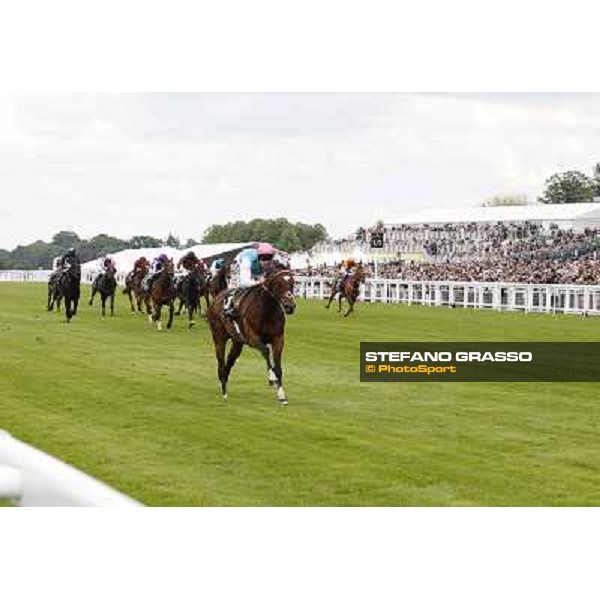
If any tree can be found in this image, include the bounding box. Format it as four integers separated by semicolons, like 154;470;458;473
52;231;81;250
538;171;596;204
481;194;529;207
164;233;181;248
593;163;600;197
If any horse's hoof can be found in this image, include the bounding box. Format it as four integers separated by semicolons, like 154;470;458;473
278;398;288;406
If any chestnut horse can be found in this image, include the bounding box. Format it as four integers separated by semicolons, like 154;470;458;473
123;268;151;314
89;265;117;316
207;267;296;405
148;259;176;331
325;264;365;317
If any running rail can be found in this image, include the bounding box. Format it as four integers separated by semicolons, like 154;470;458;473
0;430;142;507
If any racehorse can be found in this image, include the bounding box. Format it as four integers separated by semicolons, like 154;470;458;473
56;259;81;322
175;265;210;327
89;265;117;316
47;270;63;312
148;259;176;331
325;263;365;317
207;266;296;405
123;268;151;314
208;262;231;300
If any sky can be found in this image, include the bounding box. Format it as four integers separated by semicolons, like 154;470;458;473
2;92;600;251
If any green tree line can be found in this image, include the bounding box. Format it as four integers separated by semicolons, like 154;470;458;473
0;231;188;270
202;218;328;252
0;219;328;269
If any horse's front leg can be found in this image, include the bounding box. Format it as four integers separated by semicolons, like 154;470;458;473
89;287;96;306
110;293;115;316
101;295;107;317
269;335;288;405
153;304;163;330
338;294;343;313
167;301;174;329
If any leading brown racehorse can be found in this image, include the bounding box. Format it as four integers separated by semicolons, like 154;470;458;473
207;266;296;405
325;263;365;317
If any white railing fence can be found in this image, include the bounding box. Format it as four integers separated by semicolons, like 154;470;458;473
2;270;600;315
0;269;127;284
295;277;600;315
0;431;141;507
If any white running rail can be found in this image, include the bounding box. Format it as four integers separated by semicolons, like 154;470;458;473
0;430;141;507
295;277;600;315
3;271;600;315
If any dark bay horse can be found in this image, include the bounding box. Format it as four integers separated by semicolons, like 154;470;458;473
47;270;63;312
175;266;210;327
89;265;117;316
148;259;176;331
207;267;296;405
123;268;151;314
325;264;365;317
209;262;231;300
56;260;81;322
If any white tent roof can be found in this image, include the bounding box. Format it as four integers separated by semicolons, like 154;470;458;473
81;242;254;274
387;203;600;225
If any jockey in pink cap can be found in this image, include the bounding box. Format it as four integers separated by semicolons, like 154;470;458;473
223;242;278;317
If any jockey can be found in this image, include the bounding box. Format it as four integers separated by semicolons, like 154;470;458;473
133;256;150;274
177;250;206;274
93;255;116;286
209;257;226;278
101;255;116;272
337;257;357;291
59;247;79;269
145;252;170;291
223;242;277;316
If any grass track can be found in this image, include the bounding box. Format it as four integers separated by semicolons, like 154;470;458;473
1;283;600;506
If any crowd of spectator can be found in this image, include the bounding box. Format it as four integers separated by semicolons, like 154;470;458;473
302;221;600;284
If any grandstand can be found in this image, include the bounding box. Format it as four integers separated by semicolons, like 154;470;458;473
301;203;600;284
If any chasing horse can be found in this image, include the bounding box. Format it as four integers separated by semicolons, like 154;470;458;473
89;257;117;316
47;269;63;312
208;258;231;300
53;247;81;323
325;259;365;317
146;255;176;331
123;256;151;314
175;251;210;327
207;243;296;405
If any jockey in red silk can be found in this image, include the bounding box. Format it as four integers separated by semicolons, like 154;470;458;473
133;256;150;274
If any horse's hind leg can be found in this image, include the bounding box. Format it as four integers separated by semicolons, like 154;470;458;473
223;340;243;392
89;287;96;306
325;290;335;309
344;300;355;317
212;333;229;399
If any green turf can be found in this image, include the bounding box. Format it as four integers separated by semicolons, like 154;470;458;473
1;283;600;506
